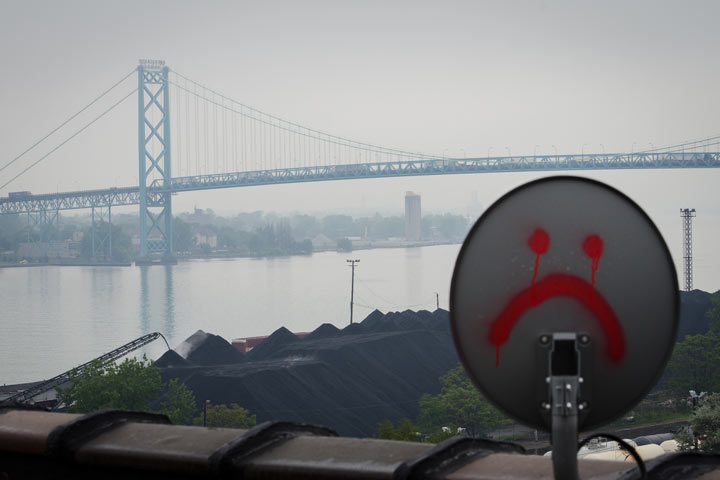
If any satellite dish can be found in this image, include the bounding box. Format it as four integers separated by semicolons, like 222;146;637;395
450;176;678;434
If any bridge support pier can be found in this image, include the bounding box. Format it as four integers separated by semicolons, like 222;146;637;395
137;61;174;265
20;208;59;262
91;205;112;261
25;208;59;243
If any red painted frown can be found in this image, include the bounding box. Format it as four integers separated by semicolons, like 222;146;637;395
487;229;625;367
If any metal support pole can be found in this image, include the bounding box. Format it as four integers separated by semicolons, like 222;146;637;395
108;206;112;259
38;210;44;242
347;259;359;324
551;378;579;480
91;207;96;258
39;209;47;243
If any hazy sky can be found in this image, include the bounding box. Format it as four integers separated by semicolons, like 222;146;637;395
1;1;719;290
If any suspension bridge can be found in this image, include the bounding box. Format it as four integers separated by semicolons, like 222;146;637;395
1;59;719;262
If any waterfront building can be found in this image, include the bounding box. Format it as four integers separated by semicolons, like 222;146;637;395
405;191;421;241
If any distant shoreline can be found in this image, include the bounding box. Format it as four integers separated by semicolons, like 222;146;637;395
0;261;132;268
178;240;460;261
0;241;462;268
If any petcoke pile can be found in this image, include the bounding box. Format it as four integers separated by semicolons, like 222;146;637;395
156;309;458;437
155;290;713;437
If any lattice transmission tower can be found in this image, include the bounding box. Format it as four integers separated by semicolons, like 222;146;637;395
680;208;696;291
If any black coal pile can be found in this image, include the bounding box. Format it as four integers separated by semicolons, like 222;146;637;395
157;290;714;437
245;327;299;361
339;322;366;336
159;309;457;437
304;323;341;341
362;309;449;333
155;349;191;368
174;330;246;366
359;309;384;327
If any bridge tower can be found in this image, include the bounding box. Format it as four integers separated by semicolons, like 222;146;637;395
137;60;173;261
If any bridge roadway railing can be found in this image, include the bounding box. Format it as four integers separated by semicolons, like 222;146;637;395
156;151;720;193
0;186;148;214
1;151;719;214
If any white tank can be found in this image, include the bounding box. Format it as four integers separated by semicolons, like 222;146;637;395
660;439;678;452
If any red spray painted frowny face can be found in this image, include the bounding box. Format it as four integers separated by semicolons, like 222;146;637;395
449;177;678;431
488;228;624;368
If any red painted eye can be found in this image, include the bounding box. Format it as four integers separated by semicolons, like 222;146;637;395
528;228;549;255
583;234;603;259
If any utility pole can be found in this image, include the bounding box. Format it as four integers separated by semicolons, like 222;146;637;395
680;208;696;292
347;259;360;324
434;292;439;310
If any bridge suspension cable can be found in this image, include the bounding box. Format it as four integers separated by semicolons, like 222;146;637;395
0;69;136;176
168;70;720;180
639;135;720;154
170;70;440;160
0;87;138;191
168;70;440;178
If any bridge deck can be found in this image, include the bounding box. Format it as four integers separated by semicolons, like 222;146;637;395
2;152;718;214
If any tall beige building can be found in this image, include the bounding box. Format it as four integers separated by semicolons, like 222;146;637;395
405;191;421;241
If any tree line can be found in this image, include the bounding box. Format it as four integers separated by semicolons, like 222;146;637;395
58;356;255;428
0;210;470;263
172;210;470;254
376;363;508;442
666;293;720;396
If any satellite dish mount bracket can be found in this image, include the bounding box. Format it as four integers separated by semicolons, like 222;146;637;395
538;332;592;480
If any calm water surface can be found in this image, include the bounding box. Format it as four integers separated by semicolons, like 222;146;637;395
0;244;461;384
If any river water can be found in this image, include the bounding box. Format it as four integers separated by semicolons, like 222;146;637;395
0;244;461;385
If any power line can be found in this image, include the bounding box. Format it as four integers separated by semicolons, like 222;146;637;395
353;302;378;310
0;69;136;175
353;292;436;311
356;279;436;309
0;88;137;191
